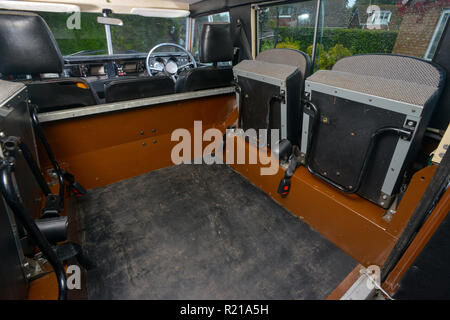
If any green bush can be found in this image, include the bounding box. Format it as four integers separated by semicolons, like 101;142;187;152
275;38;301;50
276;26;398;55
328;44;352;67
305;44;352;70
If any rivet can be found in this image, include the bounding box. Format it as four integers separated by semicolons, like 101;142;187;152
140;131;144;135
152;129;156;133
0;132;5;138
382;194;388;200
142;142;147;146
153;140;157;144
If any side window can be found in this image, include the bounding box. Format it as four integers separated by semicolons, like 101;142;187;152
257;1;317;54
192;12;230;60
257;0;449;70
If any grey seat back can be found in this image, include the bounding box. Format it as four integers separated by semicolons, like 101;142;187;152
256;48;312;79
303;54;446;208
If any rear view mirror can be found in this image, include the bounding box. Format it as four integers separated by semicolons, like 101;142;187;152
97;16;123;26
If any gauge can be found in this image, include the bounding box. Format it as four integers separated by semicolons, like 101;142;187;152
152;59;164;72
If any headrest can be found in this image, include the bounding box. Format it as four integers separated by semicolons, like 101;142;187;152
256;48;312;78
199;23;233;63
0;11;63;76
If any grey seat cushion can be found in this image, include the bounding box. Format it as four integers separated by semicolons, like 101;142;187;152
306;54;445;107
307;70;439;106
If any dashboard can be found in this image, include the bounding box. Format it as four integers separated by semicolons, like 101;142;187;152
62;52;195;99
63;52;193;78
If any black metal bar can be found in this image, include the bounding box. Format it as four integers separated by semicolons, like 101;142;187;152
304;100;413;194
30;105;64;208
234;82;244;129
19;140;53;197
2;136;52;197
0;157;67;300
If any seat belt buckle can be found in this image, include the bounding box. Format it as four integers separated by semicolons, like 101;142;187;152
63;170;87;197
41;195;62;219
71;181;87;197
278;178;291;198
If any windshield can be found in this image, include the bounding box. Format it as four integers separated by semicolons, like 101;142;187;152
33;11;186;56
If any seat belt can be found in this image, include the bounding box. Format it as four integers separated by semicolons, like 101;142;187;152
233;19;253;63
30;104;87;199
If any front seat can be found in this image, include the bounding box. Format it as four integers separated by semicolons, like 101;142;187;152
175;23;234;93
104;76;175;103
0;11;100;112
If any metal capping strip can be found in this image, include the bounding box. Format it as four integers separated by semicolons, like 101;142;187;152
0;85;27;110
305;81;423;117
233;68;286;88
381;116;421;196
38;87;236;123
300;112;310;154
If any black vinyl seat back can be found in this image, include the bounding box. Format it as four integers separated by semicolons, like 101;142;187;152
104;76;175;103
0;11;99;112
25;78;99;112
176;23;234;93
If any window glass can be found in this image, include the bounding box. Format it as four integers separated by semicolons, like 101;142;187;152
424;9;449;60
25;11;186;56
110;14;186;54
34;12;108;56
257;0;449;70
257;0;318;53
193;12;230;59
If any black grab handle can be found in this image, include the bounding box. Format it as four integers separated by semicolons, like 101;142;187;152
0;157;67;300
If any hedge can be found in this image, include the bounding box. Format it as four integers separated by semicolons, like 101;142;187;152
268;26;398;55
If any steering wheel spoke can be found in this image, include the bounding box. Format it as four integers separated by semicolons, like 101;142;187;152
148;66;164;72
178;62;194;70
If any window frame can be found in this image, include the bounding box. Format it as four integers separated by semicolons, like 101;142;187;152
424;9;450;61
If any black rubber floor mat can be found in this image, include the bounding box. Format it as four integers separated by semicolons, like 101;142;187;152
77;164;357;299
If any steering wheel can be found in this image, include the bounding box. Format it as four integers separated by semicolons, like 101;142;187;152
145;43;197;82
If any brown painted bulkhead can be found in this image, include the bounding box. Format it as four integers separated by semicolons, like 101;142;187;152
36;93;440;298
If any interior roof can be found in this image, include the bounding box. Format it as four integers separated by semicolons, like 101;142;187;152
25;0;205;14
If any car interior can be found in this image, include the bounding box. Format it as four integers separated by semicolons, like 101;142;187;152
0;0;449;301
